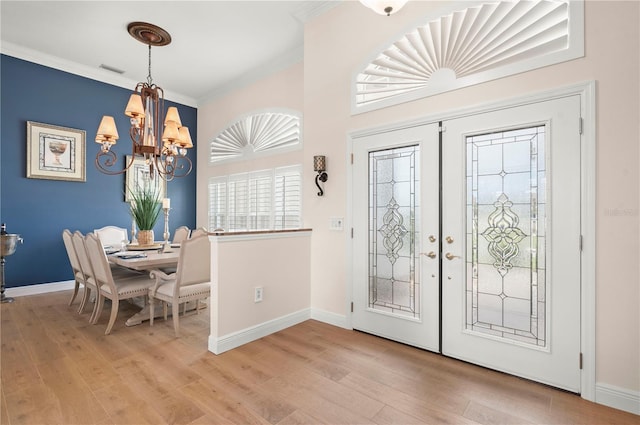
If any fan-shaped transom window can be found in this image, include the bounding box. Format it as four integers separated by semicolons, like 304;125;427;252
210;110;302;163
353;0;584;114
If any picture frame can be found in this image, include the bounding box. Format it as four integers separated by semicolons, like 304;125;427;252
124;155;166;202
26;121;86;182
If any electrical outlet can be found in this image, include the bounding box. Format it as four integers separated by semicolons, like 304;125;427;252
254;287;263;303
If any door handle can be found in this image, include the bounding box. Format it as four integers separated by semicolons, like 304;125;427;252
445;252;460;260
445;236;454;244
428;235;436;243
420;251;437;259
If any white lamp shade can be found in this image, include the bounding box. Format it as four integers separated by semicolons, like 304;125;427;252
359;0;408;15
124;94;144;118
96;115;119;143
178;126;193;148
161;121;180;143
164;106;182;127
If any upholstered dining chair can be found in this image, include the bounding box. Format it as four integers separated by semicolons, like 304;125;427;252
84;232;155;335
148;235;211;337
70;231;98;320
172;226;190;244
94;225;128;248
62;229;85;308
189;227;208;239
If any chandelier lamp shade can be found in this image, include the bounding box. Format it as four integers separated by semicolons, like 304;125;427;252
359;0;408;16
95;22;193;181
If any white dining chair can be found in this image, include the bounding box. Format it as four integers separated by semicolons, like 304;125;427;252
62;229;84;308
148;235;211;337
94;225;129;248
84;232;155;335
70;231;99;320
189;227;208;239
172;226;190;244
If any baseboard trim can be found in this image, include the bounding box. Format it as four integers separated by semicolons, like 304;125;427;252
595;383;640;415
310;308;349;329
5;280;75;297
209;308;311;355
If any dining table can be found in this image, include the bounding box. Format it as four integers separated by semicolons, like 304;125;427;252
107;244;185;326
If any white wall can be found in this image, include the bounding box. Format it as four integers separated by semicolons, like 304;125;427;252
197;0;639;401
209;231;311;354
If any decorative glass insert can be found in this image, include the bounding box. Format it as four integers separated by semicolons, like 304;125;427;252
369;146;420;319
354;0;583;113
210;111;301;163
466;125;546;347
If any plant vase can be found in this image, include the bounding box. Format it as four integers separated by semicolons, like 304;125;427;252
137;230;154;246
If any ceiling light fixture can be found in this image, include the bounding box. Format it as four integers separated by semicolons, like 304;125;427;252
359;0;408;16
95;22;193;181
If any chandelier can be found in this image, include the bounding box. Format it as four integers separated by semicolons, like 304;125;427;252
359;0;408;16
95;22;193;181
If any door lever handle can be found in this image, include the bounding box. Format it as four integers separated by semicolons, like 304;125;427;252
445;252;460;260
420;251;437;259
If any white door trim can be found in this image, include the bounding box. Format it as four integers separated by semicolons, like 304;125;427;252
347;81;596;401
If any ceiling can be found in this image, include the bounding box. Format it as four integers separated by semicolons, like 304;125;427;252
0;1;339;107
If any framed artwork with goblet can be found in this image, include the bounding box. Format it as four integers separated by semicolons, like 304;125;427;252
26;121;86;182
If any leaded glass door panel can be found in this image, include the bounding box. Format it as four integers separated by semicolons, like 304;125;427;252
352;123;440;352
441;96;581;392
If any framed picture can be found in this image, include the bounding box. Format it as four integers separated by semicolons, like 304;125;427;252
26;121;86;182
124;155;166;202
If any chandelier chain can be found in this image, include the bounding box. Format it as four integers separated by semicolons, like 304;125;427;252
147;45;153;86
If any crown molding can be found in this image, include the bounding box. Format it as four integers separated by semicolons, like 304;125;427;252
1;41;198;108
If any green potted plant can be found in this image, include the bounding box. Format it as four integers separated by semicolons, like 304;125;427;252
128;186;162;246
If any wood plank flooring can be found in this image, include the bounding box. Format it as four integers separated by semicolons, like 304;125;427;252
1;290;638;425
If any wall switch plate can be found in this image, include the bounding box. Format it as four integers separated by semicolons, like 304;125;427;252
330;217;344;231
254;287;263;303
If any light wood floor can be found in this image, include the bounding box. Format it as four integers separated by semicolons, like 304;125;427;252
1;290;638;425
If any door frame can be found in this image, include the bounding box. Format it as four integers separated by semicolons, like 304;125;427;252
346;81;596;401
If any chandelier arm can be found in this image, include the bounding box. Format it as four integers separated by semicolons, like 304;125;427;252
95;150;131;176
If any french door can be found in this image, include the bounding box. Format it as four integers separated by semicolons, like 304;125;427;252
351;96;582;392
352;123;440;352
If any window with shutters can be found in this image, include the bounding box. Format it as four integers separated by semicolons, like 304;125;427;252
208;165;302;232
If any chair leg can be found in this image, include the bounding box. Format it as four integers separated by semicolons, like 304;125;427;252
78;286;90;314
105;298;119;335
172;301;180;337
163;302;168;321
92;294;105;325
68;280;80;306
149;297;155;327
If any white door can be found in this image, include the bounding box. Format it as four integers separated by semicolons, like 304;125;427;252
352;123;440;351
351;95;582;392
441;96;582;392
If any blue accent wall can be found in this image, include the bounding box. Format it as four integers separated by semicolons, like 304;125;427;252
0;55;197;288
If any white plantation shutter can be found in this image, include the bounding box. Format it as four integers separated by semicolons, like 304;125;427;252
228;173;249;231
208;177;227;231
249;170;272;230
274;166;302;230
208;165;302;232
